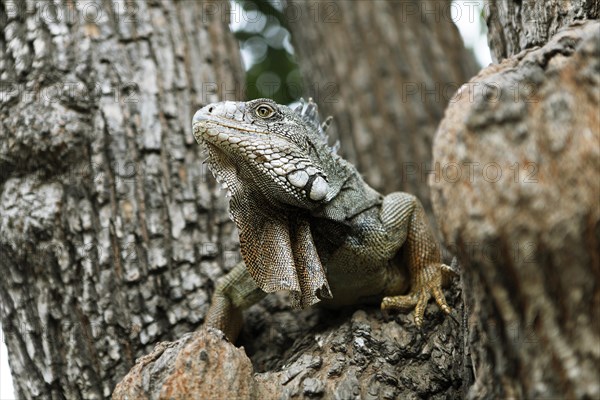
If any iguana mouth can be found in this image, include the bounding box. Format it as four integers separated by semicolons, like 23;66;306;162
193;117;268;136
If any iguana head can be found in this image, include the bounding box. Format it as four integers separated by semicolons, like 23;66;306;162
192;98;339;210
192;98;341;308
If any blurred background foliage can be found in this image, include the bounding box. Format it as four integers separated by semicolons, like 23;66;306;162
229;0;490;105
230;0;302;105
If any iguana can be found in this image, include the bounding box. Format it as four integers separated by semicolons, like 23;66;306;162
192;98;455;341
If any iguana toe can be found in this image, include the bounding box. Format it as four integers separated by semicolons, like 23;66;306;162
381;263;452;327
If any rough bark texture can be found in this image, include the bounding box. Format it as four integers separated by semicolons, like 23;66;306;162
486;0;599;62
287;0;479;215
114;283;463;400
112;328;257;400
0;0;244;398
431;20;599;399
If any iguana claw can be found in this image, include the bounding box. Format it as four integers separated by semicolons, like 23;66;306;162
380;263;453;327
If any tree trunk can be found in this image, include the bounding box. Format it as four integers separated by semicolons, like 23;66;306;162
0;0;243;398
485;0;599;61
431;15;599;400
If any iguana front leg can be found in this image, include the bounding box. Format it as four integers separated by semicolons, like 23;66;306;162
380;193;454;326
203;262;266;342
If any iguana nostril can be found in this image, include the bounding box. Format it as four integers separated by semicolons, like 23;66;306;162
208;107;214;113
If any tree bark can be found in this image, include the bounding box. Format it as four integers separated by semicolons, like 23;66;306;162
485;0;599;62
431;19;600;400
0;0;243;398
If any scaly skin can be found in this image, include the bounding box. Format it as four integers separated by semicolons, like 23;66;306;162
192;98;454;342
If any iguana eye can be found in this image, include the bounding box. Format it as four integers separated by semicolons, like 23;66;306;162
255;104;276;119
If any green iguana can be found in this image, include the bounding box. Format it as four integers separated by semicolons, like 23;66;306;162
192;98;455;341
